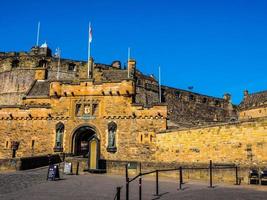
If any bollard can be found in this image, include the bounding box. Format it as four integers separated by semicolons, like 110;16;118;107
155;170;159;196
235;166;239;185
76;162;79;175
116;187;121;200
139;175;142;200
125;164;129;200
209;160;213;188
179;166;183;190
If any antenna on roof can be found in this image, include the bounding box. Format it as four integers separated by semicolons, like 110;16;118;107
87;22;93;79
127;47;131;78
55;47;61;80
159;66;162;103
36;21;40;47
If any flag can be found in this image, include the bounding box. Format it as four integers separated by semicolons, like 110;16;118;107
188;86;194;90
89;23;92;43
55;48;60;58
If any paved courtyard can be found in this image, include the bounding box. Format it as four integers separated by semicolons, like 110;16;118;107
0;167;267;200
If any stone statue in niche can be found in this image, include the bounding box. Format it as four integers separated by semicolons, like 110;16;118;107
107;122;117;152
55;123;64;151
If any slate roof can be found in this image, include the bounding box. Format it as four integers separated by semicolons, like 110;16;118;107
102;69;128;81
239;90;267;110
27;80;50;97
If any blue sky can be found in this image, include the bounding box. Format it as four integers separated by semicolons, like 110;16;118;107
0;0;267;104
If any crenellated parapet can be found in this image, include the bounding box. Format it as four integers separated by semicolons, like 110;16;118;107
238;90;267;120
48;80;135;98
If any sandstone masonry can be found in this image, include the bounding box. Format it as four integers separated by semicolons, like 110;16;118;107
0;44;266;173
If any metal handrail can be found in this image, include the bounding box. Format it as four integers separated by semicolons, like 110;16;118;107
119;161;239;200
113;186;123;200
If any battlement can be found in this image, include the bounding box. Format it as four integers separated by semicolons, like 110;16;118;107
0;46;266;128
48;79;135;98
0;47;132;80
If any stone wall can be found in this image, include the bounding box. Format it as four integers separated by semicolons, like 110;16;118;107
0;118;56;159
239;107;267;120
0;154;61;171
0;70;35;104
162;87;236;127
106;160;256;184
0;158;20;171
0;48;238;128
155;118;267;165
135;71;236;127
0;79;167;163
0;115;166;162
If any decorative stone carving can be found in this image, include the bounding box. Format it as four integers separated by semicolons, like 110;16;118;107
84;104;91;115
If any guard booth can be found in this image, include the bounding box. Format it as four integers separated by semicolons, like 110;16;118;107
88;136;99;170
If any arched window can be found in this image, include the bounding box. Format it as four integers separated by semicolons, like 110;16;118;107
68;63;76;71
54;122;64;152
107;121;117;152
38;59;47;68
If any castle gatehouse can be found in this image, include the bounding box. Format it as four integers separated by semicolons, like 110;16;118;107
0;44;266;181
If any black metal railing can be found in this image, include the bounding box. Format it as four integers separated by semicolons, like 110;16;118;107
114;160;240;200
113;186;122;200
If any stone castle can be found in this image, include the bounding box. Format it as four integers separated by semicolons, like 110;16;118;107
0;44;266;174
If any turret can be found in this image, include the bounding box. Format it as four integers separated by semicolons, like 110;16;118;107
29;42;52;57
128;59;136;78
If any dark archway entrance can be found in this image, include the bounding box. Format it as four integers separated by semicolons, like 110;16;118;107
72;126;97;157
71;125;105;171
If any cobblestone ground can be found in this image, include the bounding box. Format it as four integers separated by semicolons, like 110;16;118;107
0;167;48;194
0;167;267;200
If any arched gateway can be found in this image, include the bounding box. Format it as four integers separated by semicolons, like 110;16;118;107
71;125;100;170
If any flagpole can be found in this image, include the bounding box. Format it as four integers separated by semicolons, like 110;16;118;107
87;22;91;79
36;21;40;47
159;66;161;103
56;48;61;80
127;47;130;78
